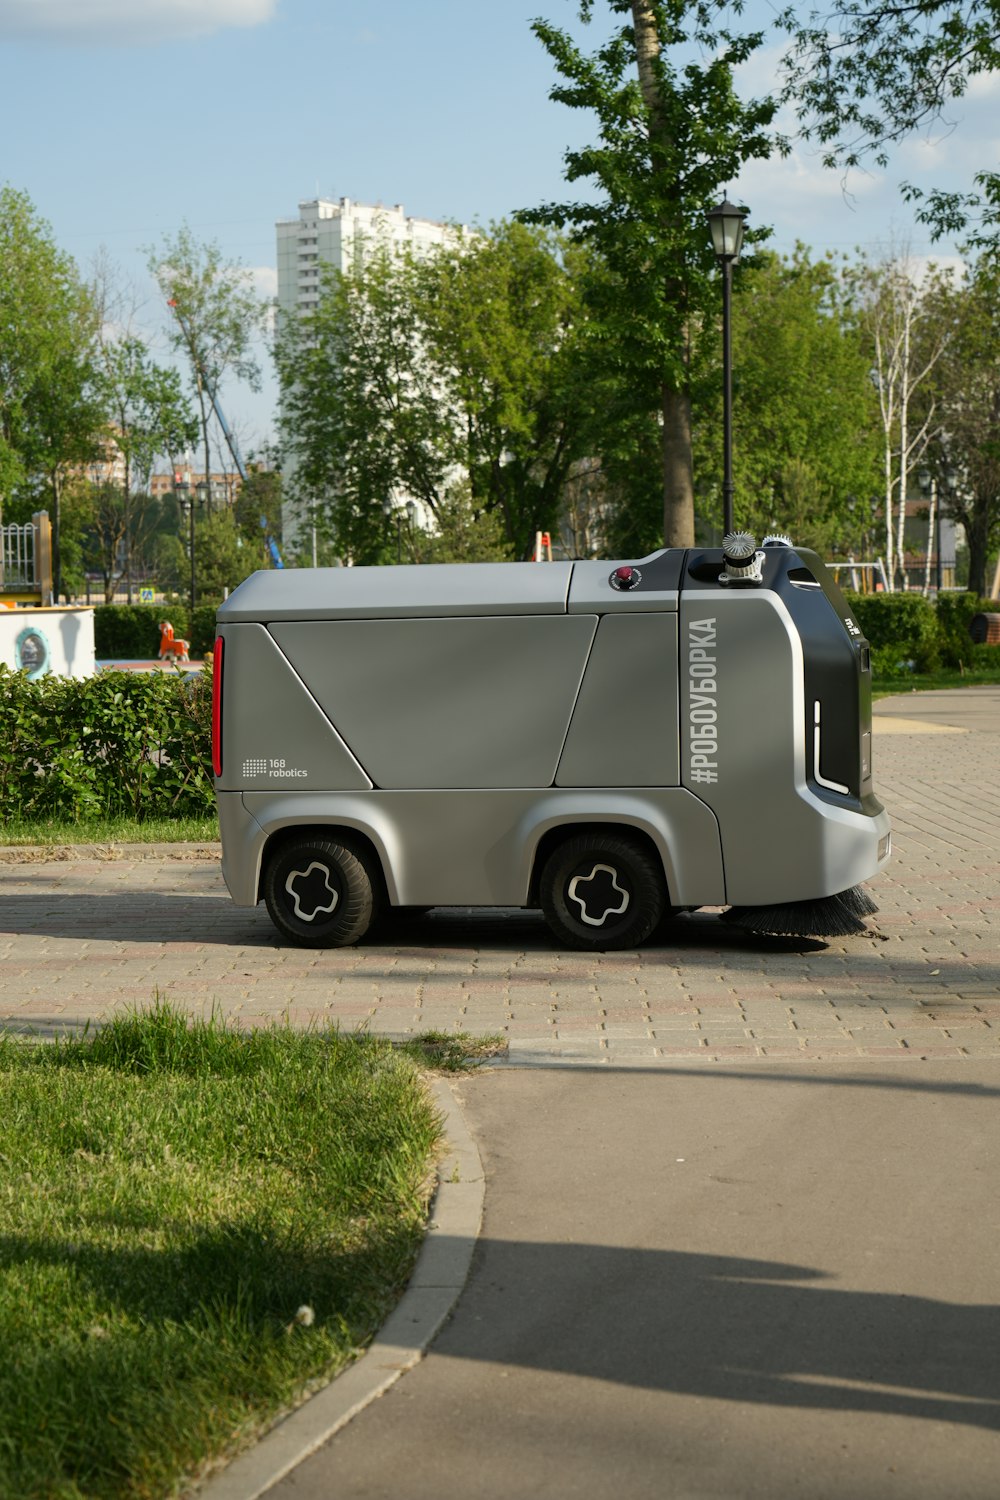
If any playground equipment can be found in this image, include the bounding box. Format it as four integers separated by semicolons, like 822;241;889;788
0;512;53;605
158;621;191;663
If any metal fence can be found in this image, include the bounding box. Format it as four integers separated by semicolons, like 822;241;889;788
0;521;37;589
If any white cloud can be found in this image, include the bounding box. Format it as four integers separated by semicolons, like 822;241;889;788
0;0;276;46
249;264;278;300
248;265;278;334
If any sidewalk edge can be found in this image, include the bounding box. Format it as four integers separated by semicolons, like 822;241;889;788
194;1076;484;1500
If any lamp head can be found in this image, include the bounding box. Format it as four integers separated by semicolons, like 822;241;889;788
707;199;747;262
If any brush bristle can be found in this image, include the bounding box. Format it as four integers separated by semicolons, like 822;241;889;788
834;884;879;918
723;885;879;938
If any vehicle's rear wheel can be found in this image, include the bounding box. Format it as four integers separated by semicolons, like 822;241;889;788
539;832;666;951
263;833;376;947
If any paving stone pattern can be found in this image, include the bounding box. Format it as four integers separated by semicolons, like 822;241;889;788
1;695;998;1065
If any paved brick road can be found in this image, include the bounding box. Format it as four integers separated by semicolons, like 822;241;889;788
2;689;998;1064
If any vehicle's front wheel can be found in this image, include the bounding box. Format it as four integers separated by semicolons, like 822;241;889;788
263;833;376;948
539;832;666;950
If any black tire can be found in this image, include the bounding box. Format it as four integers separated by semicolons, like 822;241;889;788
539;832;666;951
263;833;377;948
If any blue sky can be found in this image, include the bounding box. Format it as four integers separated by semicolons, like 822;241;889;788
1;0;994;455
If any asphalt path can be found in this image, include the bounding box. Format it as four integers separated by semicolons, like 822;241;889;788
265;1060;1000;1500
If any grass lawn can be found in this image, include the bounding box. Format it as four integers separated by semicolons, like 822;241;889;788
0;815;219;847
872;666;1000;698
0;1005;445;1499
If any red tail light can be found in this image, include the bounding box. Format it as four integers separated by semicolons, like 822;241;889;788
211;635;224;778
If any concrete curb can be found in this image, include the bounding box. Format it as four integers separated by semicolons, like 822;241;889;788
195;1076;484;1500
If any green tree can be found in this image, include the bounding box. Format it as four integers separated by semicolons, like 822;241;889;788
234;458;284;566
276;235;447;562
0;186;103;595
85;480;129;603
927;259;1000;596
276;220;589;561
93;336;198;600
421;222;590;557
706;248;883;553
407;482;514;563
594;248;885;557
153;531;188;596
780;0;1000;249
148;227;266;506
522;0;783;546
194;509;254;604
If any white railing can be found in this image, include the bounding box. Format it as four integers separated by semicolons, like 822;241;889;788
1;522;37;589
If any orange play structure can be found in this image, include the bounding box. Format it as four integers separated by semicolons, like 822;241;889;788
158;621;190;663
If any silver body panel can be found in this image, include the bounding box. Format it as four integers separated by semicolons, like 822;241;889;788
555;613;679;787
269;615;597;789
221;787;724;909
217;560;574;622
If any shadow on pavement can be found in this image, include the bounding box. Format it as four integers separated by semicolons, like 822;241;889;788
430;1239;1000;1430
0;894;832;955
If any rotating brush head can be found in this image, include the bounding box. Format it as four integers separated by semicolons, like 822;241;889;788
722;885;880;938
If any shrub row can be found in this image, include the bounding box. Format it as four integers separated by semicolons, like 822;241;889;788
844;590;1000;676
93;603;220;662
0;665;215;822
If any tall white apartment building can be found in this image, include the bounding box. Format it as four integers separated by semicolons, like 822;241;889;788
276;197;463;319
275;198;466;548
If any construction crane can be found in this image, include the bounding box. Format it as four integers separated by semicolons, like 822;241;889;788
167;299;283;569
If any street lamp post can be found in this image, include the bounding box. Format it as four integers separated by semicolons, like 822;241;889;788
707;199;747;538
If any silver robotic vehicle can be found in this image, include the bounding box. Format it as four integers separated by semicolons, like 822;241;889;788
212;535;890;949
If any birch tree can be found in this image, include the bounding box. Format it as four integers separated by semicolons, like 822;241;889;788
849;253;951;587
148;228;265;502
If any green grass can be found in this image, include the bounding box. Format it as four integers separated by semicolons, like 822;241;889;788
873;666;1000;698
0;1004;443;1499
404;1030;508;1071
0;814;219;847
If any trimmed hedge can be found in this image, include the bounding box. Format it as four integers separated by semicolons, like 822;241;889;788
93;603;220;662
933;592;1000;668
93;604;183;661
845;589;1000;678
0;665;214;822
844;591;941;675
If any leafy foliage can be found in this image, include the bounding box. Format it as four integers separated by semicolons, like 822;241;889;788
934;589;1000;668
0;187;104;595
0;665;214;821
780;0;1000;246
700;248;882;548
846;590;942;673
148;226;266;499
522;0;785;544
87;336;199;601
277;221;586;561
924;258;1000;597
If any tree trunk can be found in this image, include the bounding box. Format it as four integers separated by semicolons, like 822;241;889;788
662;385;694;547
966;501;991;598
632;4;695;547
631;2;664;127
